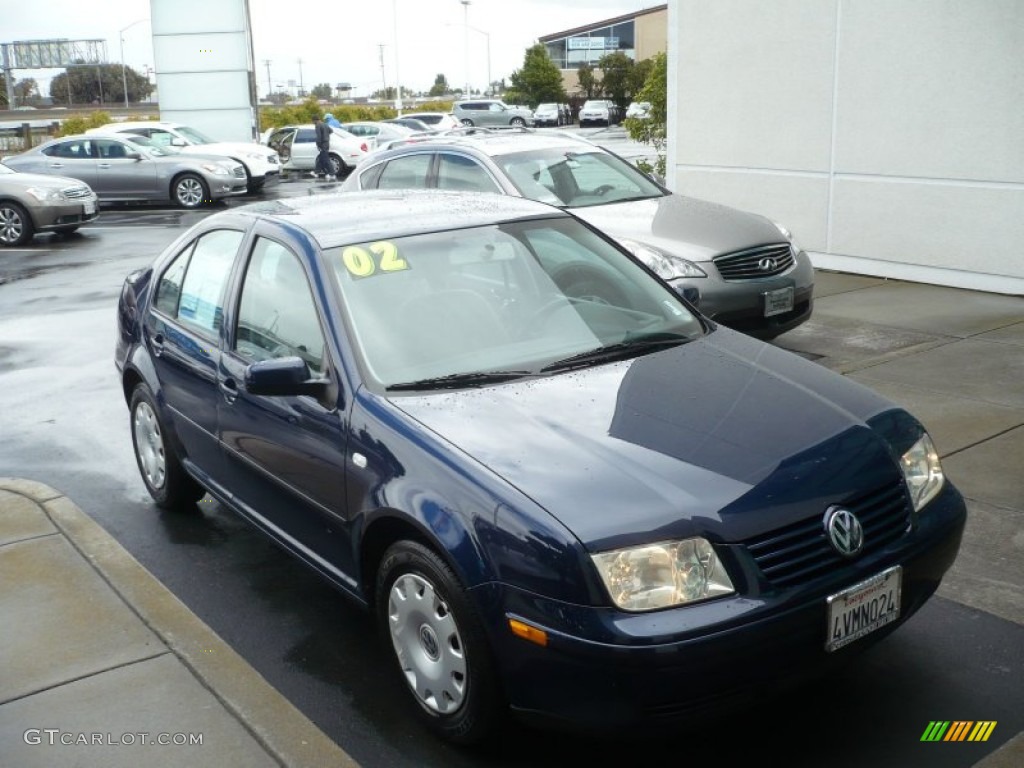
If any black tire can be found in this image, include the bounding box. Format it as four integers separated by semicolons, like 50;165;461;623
0;201;34;246
172;173;209;209
328;153;346;178
460;118;474;127
376;540;502;744
129;384;205;510
510;117;525;127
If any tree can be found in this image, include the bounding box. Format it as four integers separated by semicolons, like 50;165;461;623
629;57;655;100
625;52;668;177
49;63;153;105
0;73;6;107
428;73;450;98
310;83;333;100
508;44;565;107
14;78;40;106
576;62;600;99
596;51;633;110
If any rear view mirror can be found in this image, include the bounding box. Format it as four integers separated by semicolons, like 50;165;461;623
675;283;701;307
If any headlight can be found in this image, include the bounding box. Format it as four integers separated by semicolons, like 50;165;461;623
770;219;803;253
619;239;707;280
900;433;944;512
201;164;230;176
26;187;65;202
591;537;735;612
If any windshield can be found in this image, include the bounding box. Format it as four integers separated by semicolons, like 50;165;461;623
0;164;13;175
123;135;175;156
176;126;217;145
495;148;665;208
327;216;702;390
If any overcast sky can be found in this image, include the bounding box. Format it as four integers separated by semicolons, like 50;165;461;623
3;0;659;99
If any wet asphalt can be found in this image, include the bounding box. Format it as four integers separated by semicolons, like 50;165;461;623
1;132;1021;767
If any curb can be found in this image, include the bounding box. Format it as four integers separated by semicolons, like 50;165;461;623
0;477;360;768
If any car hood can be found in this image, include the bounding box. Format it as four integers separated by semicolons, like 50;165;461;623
390;329;906;551
570;193;785;263
0;171;91;190
180;142;271;158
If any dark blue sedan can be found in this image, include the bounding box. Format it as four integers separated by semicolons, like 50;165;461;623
115;190;966;744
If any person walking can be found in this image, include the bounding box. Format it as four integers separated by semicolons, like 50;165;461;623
312;115;334;180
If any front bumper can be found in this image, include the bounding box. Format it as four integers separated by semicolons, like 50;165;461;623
472;483;966;731
33;198;100;230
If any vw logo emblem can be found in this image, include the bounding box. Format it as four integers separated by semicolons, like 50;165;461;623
758;257;779;272
824;506;864;557
418;624;440;661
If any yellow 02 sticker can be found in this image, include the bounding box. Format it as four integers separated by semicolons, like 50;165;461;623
341;241;409;279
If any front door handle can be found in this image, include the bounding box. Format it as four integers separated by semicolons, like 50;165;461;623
219;377;239;404
98;163;111;169
151;332;165;357
48;163;64;168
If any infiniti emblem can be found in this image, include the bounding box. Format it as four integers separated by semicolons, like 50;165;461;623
824;506;864;557
758;257;779;272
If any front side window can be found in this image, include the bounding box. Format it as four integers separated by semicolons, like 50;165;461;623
175;230;244;338
436;154;500;193
326;216;702;390
235;238;326;375
145;129;174;147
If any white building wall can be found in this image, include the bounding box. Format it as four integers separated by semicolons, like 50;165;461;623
667;0;1024;294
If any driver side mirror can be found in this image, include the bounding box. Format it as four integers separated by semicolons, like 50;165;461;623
245;356;327;397
170;137;186;147
126;151;142;161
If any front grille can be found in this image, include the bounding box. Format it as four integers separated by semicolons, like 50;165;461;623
713;243;794;281
231;165;246;178
62;186;92;199
742;482;910;589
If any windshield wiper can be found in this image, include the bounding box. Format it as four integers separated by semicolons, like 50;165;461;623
387;370;537;391
540;333;690;373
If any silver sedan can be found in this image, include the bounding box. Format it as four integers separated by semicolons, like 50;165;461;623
0;164;98;246
2;134;248;209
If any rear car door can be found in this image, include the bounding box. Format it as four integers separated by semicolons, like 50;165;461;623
38;139;98;190
145;227;246;481
290;128;318;168
267;128;297;167
217;233;353;576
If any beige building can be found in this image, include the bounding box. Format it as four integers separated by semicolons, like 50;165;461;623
540;4;667;95
667;0;1024;294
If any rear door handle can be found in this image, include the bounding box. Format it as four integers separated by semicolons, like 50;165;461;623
48;163;64;168
98;163;111;169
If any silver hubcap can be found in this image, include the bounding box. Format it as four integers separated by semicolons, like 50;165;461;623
388;573;466;714
176;178;203;206
133;401;166;490
0;207;24;243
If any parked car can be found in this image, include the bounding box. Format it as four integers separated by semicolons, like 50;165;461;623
401;112;462;131
578;99;615;127
86;121;280;193
340;132;814;339
338;121;416;148
116;188;966;744
625;101;652;120
264;125;369;178
453;100;534;128
3;134;247;209
0;163;98;246
532;103;562;127
383;117;434;132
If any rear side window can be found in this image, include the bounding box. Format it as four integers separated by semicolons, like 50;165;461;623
376;154;432;190
154;229;243;339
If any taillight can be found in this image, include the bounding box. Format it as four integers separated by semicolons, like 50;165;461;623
360;143;368;153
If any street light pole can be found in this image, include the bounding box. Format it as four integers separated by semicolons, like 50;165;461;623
393;0;403;113
460;0;471;97
263;60;272;101
119;18;149;108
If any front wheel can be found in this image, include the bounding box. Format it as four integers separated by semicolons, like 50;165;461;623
460;118;474;127
0;201;34;246
376;540;502;744
129;384;205;510
510;117;525;127
172;174;209;209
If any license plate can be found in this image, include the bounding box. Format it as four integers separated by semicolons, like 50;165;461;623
84;201;96;215
764;286;794;317
826;566;902;652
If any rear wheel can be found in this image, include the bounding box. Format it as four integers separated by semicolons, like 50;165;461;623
172;174;208;209
376;540;502;744
328;153;346;178
129;384;205;510
0;201;33;246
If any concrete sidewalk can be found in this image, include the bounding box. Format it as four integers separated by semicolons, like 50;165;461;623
0;478;359;768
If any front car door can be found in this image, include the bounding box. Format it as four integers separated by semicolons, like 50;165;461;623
267;128;297;167
217;232;354;581
93;137;158;198
145;227;246;482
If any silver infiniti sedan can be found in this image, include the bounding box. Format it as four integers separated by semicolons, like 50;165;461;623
2;134;248;209
339;133;813;340
0;163;98;246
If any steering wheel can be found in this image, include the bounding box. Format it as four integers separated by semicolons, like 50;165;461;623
521;295;586;337
592;184;616;196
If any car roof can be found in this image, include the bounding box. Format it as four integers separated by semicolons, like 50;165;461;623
371;131;599;159
221;189;566;248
